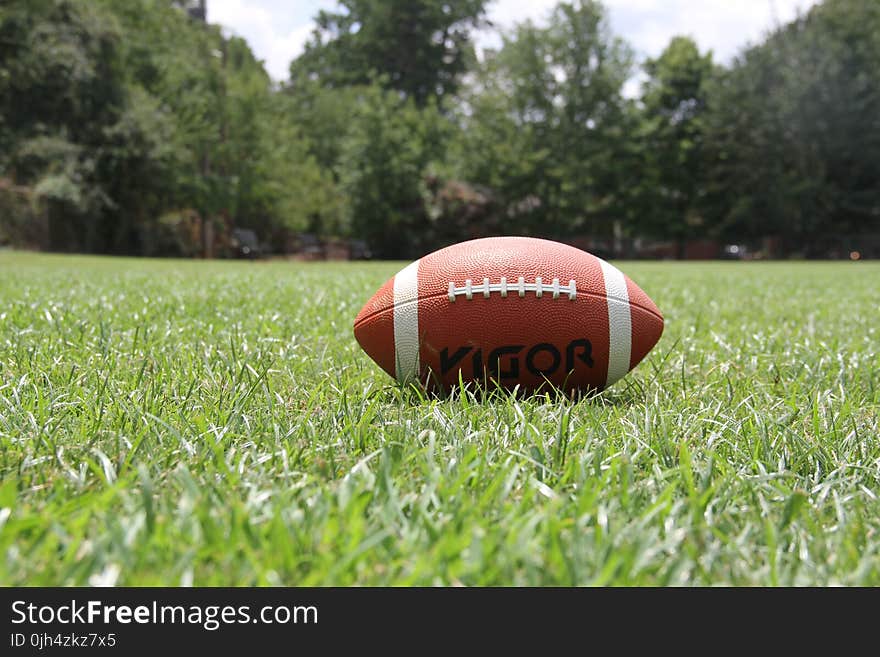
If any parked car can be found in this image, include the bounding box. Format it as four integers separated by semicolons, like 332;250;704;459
348;239;372;260
721;244;749;260
231;228;261;259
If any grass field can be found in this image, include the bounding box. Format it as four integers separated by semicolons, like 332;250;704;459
0;250;878;585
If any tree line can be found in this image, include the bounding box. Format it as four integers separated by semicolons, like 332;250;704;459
1;0;878;259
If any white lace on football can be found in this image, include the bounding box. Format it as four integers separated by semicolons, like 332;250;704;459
448;277;577;302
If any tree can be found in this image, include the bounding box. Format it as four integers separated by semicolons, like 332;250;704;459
0;0;166;252
634;36;715;254
702;0;880;252
450;1;634;238
249;92;344;238
338;85;449;258
1;0;335;255
290;0;488;106
283;74;366;175
449;47;554;235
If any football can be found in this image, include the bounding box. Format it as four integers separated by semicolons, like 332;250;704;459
353;236;664;393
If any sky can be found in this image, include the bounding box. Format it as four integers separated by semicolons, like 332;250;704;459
208;0;820;83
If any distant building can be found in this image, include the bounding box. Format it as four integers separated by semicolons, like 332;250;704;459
173;0;206;22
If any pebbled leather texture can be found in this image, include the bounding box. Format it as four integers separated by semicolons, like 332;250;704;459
354;237;663;392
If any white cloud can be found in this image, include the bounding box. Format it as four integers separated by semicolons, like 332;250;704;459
263;23;314;80
486;0;558;30
604;0;818;63
208;0;333;80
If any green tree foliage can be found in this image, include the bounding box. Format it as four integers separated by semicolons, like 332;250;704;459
256;92;344;237
703;0;880;249
283;76;364;173
449;48;552;234
103;0;336;243
287;0;488;254
634;37;715;252
1;0;333;255
291;0;488;106
451;1;634;238
338;85;449;258
0;0;148;251
3;0;878;258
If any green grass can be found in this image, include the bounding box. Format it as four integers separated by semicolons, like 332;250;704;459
0;250;878;585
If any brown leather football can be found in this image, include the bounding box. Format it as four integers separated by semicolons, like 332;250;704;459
354;236;664;392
